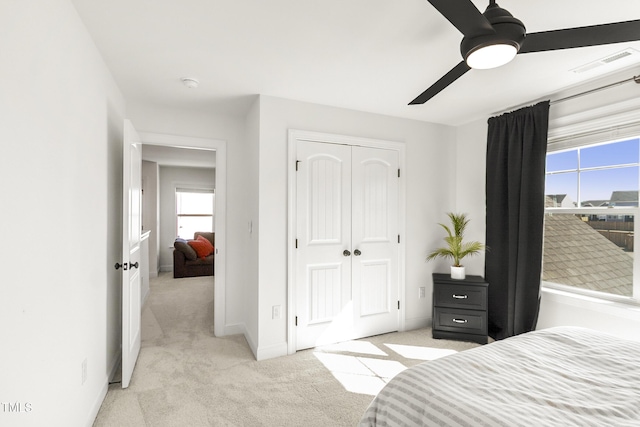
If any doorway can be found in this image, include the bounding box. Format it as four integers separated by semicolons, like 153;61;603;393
138;132;227;337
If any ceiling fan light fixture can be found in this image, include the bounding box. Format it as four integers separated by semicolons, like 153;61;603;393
466;42;518;69
460;2;525;70
411;0;640;105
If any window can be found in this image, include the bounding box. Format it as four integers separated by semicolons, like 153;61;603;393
543;137;640;301
175;188;214;239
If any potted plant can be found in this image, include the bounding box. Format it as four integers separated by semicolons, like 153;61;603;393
426;212;486;280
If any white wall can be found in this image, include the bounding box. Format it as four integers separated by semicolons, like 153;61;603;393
142;160;160;276
455;119;489;276
0;1;125;426
255;95;457;359
126;102;257;341
537;289;640;341
455;66;640;341
158;166;215;271
241;98;261;353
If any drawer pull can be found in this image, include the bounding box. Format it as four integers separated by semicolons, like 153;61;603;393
452;294;468;299
452;318;468;324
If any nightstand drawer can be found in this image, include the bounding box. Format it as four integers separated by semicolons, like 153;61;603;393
434;307;487;335
434;284;487;310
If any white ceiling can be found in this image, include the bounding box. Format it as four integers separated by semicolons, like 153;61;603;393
71;0;640;126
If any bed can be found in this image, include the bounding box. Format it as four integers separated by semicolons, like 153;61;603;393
359;327;640;426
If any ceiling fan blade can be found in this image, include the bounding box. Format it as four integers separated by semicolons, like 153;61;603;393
520;20;640;54
409;61;471;105
427;0;494;37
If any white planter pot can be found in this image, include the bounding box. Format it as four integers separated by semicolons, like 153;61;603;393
450;266;466;280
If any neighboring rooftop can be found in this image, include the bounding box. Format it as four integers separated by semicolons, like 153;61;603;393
581;200;609;207
546;194;576;208
543;207;633;296
546;191;638;208
609;190;639;207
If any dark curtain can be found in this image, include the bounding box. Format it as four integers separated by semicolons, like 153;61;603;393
485;101;550;341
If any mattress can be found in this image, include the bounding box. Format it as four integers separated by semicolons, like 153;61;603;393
359;327;640;426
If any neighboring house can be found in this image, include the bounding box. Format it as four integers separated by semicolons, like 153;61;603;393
609;190;639;207
587;191;638;222
581;199;609;207
546;194;576;208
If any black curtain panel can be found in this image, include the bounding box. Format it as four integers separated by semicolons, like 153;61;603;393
485;101;550;341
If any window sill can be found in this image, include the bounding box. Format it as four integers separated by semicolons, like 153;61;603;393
541;283;640;314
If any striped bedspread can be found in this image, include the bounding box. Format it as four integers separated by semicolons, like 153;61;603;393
359;327;640;426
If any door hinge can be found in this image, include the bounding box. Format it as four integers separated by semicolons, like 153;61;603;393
398;235;400;244
295;238;298;249
296;160;300;171
397;169;400;178
295;316;298;326
397;301;400;310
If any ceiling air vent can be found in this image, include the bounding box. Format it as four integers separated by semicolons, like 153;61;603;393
601;50;633;63
571;48;639;74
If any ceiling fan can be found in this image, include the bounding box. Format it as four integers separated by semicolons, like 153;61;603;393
410;0;640;104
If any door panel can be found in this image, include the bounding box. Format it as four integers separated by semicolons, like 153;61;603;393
359;260;390;316
307;154;345;244
296;141;352;350
352;146;399;337
308;263;344;324
121;120;142;389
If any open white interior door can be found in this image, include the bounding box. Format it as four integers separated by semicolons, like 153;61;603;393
121;120;142;388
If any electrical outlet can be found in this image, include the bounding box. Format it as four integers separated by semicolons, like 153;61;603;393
418;287;426;299
272;305;281;319
81;358;88;385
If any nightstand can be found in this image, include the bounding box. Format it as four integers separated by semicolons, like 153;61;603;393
432;273;488;344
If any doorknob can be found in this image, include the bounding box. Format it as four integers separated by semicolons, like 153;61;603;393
354;249;361;256
343;250;351;256
130;262;139;269
115;262;125;270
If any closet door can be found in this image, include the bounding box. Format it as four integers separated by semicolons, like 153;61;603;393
295;140;399;350
351;146;399;338
295;141;353;350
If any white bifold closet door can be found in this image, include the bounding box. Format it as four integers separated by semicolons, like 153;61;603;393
295;140;399;351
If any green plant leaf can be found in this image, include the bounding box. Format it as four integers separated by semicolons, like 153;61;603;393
426;212;487;267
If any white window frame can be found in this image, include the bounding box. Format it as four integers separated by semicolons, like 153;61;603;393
175;186;215;239
544;138;640;305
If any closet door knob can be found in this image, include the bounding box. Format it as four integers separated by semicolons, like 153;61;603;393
130;262;139;269
354;249;361;256
343;250;351;256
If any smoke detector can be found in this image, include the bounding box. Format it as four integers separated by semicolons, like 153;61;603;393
181;77;199;89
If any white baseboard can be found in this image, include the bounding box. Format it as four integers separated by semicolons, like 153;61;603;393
228;318;431;362
224;323;259;360
159;264;172;272
87;348;122;425
86;377;108;427
256;342;288;361
404;316;431;332
224;322;245;336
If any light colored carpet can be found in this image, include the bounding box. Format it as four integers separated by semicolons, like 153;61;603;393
93;272;480;427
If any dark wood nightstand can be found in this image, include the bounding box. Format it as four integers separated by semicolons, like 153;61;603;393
432;273;488;344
